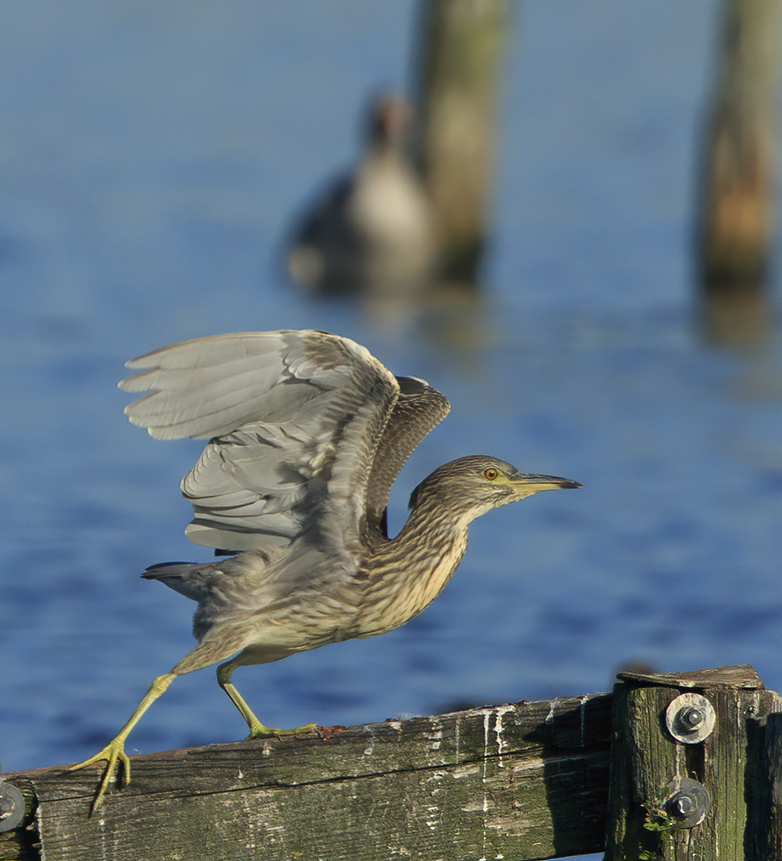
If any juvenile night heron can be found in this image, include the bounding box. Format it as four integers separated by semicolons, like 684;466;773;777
71;330;580;808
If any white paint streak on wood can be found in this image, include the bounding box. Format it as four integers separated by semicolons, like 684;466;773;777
492;704;515;765
580;694;590;745
240;793;256;851
481;710;491;812
424;770;444;831
427;717;444;752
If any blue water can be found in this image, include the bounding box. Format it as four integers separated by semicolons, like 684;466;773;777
2;4;782;857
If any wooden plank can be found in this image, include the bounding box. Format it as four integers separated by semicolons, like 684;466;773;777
1;694;611;861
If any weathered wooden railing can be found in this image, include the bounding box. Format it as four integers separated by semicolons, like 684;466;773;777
1;665;780;860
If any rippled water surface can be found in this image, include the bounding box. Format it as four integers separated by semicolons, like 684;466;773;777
2;12;781;856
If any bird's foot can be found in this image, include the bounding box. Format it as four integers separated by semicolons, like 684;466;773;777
69;738;131;811
247;721;318;739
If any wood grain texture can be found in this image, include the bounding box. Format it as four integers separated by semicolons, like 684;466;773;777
2;694;612;861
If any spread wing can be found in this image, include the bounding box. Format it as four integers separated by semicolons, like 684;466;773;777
119;330;403;554
366;377;450;535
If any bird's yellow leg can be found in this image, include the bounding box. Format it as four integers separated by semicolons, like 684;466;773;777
216;661;317;738
69;673;176;810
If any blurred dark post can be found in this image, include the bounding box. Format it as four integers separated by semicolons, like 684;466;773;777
697;0;779;344
413;0;510;284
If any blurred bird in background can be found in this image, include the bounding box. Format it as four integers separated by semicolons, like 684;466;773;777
286;96;438;295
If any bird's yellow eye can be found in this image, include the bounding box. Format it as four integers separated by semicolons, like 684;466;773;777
483;467;499;481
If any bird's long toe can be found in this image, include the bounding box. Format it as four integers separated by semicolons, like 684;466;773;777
69;739;131;811
247;721;319;739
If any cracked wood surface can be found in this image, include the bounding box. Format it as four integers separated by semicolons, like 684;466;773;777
2;693;611;861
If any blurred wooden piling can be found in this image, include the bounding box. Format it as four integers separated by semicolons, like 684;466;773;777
697;0;780;344
413;0;510;283
1;665;780;861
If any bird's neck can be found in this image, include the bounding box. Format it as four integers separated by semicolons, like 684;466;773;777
359;506;470;639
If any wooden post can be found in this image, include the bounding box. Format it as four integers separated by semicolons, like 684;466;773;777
697;0;779;344
0;693;611;861
756;710;782;857
413;0;510;283
604;665;782;860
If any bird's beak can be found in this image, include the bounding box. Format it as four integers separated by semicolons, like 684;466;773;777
509;473;582;499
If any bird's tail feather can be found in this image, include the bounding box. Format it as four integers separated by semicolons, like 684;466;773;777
142;561;206;601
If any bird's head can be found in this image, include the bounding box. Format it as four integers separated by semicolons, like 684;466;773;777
408;455;581;525
366;94;413;147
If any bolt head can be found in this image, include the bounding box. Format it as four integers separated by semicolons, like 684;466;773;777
664;778;710;828
665;693;715;744
680;707;704;728
673;794;695;817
